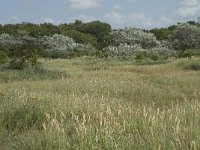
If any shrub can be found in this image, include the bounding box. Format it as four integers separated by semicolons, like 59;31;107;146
0;51;7;64
0;43;9;64
170;23;200;51
104;43;175;61
61;30;98;47
104;44;144;57
111;28;160;49
177;49;200;58
40;34;97;59
0;33;40;69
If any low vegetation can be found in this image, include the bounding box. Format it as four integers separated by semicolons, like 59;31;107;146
0;57;200;149
0;19;200;149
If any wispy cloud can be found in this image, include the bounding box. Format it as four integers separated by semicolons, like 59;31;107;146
160;15;174;24
105;11;125;24
176;0;200;17
105;11;154;28
182;0;199;7
128;13;153;26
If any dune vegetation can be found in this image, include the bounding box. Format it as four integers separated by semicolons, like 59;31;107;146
0;57;200;149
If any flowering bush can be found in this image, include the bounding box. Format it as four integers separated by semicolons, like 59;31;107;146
40;34;97;58
0;34;21;46
111;28;160;49
104;28;176;60
104;43;144;56
170;23;200;50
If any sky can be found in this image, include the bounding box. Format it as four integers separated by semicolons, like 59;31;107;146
0;0;200;29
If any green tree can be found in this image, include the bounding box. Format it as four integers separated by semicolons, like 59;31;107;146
150;28;172;40
2;24;19;36
60;29;98;47
79;21;112;48
39;23;60;36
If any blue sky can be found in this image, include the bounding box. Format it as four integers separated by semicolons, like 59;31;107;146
0;0;200;29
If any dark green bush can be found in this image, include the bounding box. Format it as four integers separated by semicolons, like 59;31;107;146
0;44;9;64
8;39;39;69
62;30;98;48
95;50;110;58
0;51;8;64
134;51;147;62
149;53;159;61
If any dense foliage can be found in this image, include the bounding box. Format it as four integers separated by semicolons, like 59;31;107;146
0;20;200;69
40;34;96;58
0;20;111;49
0;33;40;69
170;23;200;51
111;28;160;49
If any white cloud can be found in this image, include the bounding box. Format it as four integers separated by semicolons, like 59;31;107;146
11;16;19;22
176;0;200;17
105;11;156;28
182;0;199;7
128;13;153;26
106;12;156;27
69;0;101;9
1;16;20;24
43;18;55;24
177;5;200;17
160;15;174;24
69;14;97;22
105;11;125;24
114;5;122;9
34;18;57;24
105;10;177;28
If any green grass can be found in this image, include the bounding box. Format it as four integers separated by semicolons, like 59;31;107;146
0;66;70;82
0;57;200;149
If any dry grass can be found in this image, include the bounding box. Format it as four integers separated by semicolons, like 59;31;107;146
0;57;200;149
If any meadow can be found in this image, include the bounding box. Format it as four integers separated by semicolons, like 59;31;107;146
0;57;200;150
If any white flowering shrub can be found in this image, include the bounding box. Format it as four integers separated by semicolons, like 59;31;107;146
112;28;160;49
170;23;200;50
104;43;176;61
0;34;21;46
104;43;144;56
103;28;176;60
40;34;76;57
40;34;97;58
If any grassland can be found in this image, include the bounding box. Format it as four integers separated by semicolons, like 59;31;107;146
0;57;200;150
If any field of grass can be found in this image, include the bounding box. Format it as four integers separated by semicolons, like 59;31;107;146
0;57;200;150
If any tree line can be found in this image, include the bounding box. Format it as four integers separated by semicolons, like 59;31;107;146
0;20;112;49
0;19;200;69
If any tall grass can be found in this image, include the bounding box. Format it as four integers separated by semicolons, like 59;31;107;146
0;57;200;149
